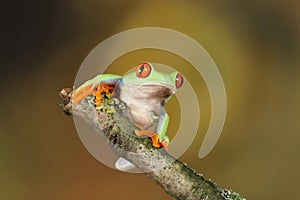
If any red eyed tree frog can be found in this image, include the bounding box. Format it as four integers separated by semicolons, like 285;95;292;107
72;62;184;170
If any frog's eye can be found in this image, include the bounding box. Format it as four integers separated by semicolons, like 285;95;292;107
136;62;152;78
175;73;184;89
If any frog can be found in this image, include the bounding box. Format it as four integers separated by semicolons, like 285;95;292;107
72;62;184;171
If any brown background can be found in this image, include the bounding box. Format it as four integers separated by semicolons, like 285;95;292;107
1;1;300;199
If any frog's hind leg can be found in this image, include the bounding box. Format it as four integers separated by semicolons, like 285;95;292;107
72;83;114;106
72;85;94;105
71;74;121;106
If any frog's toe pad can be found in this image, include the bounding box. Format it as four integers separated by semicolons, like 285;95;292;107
93;83;115;107
151;135;161;148
159;141;169;151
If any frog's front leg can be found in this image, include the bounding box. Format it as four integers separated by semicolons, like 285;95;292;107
72;74;121;106
156;110;170;150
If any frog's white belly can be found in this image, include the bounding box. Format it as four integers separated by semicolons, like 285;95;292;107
117;83;172;128
127;103;160;128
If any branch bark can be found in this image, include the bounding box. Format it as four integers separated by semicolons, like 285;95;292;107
59;88;246;200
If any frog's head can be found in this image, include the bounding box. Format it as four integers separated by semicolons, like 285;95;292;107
122;62;184;95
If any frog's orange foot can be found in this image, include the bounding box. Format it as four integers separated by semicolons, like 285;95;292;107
72;83;114;106
151;134;161;148
93;83;114;107
150;135;168;150
134;130;160;147
134;130;166;149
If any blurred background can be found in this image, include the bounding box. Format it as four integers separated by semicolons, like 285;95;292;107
0;0;299;199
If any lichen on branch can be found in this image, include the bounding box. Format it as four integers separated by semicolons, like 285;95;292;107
59;88;246;200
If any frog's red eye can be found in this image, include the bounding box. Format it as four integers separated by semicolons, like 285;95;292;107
175;73;184;89
136;62;152;78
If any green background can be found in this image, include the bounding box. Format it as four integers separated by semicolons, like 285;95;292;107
1;1;299;199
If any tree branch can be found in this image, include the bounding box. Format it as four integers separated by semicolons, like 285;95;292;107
59;88;246;200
